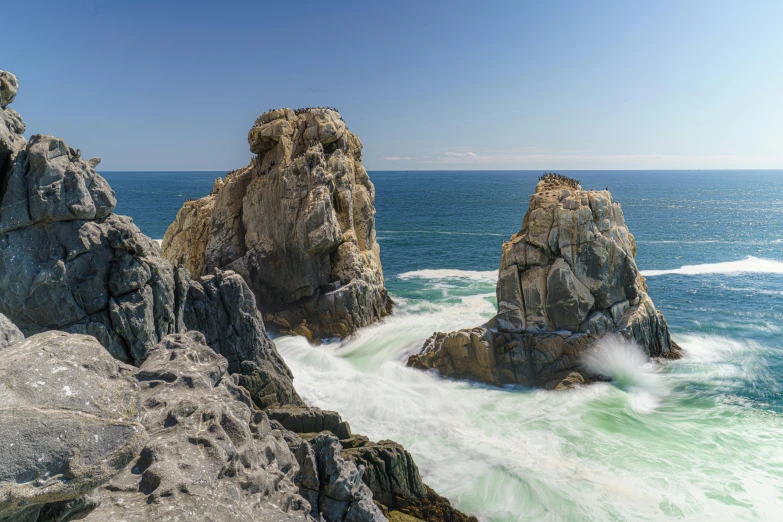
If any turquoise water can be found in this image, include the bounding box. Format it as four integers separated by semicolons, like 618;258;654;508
104;170;783;521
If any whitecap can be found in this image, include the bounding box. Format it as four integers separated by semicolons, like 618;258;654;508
641;256;783;277
397;268;498;283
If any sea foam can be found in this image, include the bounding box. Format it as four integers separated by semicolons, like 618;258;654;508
397;269;498;283
581;335;668;413
642;256;783;277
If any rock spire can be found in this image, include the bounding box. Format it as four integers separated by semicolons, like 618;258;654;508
408;173;679;388
163;108;390;340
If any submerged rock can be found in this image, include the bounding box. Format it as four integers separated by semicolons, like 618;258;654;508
408;173;679;387
163;108;391;340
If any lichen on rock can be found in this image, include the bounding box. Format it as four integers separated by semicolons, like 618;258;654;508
408;173;680;387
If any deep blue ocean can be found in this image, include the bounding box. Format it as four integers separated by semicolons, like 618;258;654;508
104;170;783;521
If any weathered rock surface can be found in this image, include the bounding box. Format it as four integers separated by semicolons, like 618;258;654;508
0;313;23;350
163;108;391;340
0;73;188;365
0;71;17;109
409;173;679;387
184;269;304;409
85;331;312;521
272;407;474;522
0;74;472;522
0;327;146;522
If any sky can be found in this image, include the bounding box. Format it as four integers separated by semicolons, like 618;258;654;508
2;0;782;171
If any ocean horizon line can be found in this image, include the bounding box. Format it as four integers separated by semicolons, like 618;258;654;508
99;168;783;173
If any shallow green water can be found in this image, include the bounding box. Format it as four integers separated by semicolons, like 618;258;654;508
105;169;783;520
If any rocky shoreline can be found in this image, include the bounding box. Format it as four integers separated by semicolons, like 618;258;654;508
0;70;473;522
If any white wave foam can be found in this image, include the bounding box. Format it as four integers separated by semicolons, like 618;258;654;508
397;269;498;283
582;336;668;413
153;239;163;247
642;256;783;277
379;229;505;237
277;324;783;521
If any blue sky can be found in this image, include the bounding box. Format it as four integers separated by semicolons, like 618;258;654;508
2;0;782;171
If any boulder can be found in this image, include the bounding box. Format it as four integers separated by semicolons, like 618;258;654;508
163;108;391;340
0;313;23;350
310;434;386;522
0;330;146;521
408;173;679;386
341;440;427;510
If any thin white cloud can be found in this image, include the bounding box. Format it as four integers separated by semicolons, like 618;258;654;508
380;156;413;161
417;149;782;169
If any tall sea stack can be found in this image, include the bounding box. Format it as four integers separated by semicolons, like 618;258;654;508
408;173;679;388
163;108;390;340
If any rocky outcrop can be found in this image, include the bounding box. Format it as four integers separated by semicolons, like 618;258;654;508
0;73;188;364
271;406;475;522
0;325;146;522
408;173;679;388
0;320;394;522
85;331;313;521
0;72;473;522
184;269;304;410
163;108;390;340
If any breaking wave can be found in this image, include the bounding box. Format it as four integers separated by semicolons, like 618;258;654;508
397;269;498;283
642;256;783;277
581;336;668;413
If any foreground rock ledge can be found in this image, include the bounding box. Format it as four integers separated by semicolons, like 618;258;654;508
163;108;391;340
408;173;680;388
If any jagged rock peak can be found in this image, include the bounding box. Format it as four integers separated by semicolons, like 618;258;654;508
0;71;18;108
535;172;582;192
163;106;390;340
0;71;187;364
408;176;679;388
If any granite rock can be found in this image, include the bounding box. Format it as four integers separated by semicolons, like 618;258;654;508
163;108;391;340
0;78;188;364
85;331;312;521
0;330;146;521
0;313;23;350
184;269;304;409
0;71;17;109
409;174;679;386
